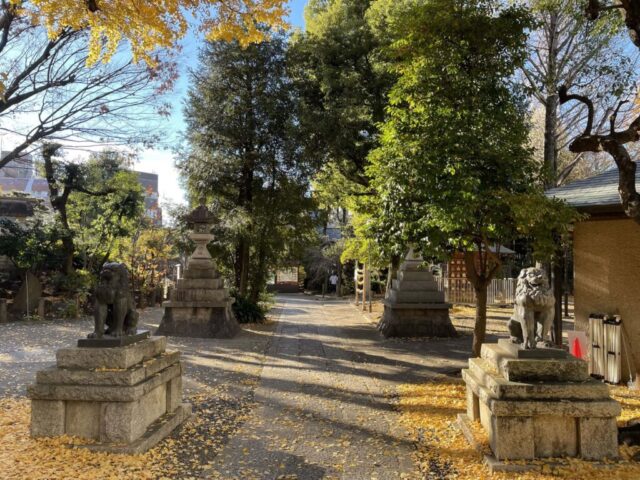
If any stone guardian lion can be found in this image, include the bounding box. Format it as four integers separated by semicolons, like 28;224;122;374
88;262;138;338
507;267;555;349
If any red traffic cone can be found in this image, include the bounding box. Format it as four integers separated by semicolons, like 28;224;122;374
572;337;583;359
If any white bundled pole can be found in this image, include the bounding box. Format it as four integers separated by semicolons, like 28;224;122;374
589;314;605;378
604;316;622;384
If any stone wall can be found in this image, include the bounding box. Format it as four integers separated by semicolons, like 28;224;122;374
574;217;640;379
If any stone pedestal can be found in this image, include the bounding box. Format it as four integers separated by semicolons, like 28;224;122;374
158;260;239;338
157;206;239;338
377;253;455;337
28;336;191;453
462;340;620;461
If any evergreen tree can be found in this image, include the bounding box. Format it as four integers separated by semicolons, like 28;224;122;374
182;34;318;302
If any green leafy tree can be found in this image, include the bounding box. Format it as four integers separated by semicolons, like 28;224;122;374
42;145;145;275
368;0;574;356
181;34;319;302
0;200;60;272
290;0;394;186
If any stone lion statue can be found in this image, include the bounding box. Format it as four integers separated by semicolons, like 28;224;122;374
88;262;138;339
507;267;555;349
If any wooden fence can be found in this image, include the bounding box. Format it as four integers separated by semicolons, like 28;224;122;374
435;277;516;305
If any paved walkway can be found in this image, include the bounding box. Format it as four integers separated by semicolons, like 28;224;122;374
204;294;471;480
0;294;473;479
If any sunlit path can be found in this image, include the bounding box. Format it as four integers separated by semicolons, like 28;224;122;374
203;294;469;480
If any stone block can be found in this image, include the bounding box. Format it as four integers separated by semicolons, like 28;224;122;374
533;415;577;458
36;351;180;387
391;279;438;291
31;400;65;437
56;336;167;370
501;357;589;383
489;397;620;418
65;401;101;440
467;358;610;401
397;270;431;282
29;362;181;402
579;417;619;460
490;416;535;460
166;375;182;412
174;289;228;302
184;265;217;279
389;289;445;304
178;278;223;290
480;343;589;382
158;305;239;338
378;303;456;338
466;385;480;421
101;401;139;443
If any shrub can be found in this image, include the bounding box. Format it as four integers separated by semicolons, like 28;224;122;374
232;295;267;324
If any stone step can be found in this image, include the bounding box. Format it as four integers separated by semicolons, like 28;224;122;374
388;289;445;304
467;357;610;400
177;278;223;289
397;270;435;282
392;279;438;291
56;337;167;370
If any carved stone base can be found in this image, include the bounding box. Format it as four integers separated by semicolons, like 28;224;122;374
378;301;457;338
28;337;191;452
158;303;239;338
462;341;620;461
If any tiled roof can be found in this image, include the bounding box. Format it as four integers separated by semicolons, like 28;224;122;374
545;167;638;210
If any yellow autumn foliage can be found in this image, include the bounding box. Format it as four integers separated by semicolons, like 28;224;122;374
11;0;289;64
398;380;640;479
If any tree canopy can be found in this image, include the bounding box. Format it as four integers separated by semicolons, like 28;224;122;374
12;0;289;65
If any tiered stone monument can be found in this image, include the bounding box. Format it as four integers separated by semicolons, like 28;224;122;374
157;201;239;338
460;267;620;464
378;249;455;337
28;263;191;453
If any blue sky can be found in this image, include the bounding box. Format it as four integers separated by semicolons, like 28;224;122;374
136;0;308;210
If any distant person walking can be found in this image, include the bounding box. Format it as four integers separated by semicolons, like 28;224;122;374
329;273;338;294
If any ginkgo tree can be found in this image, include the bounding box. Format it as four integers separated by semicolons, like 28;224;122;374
16;0;289;64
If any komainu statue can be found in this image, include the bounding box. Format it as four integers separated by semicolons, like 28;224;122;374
89;262;138;338
507;267;555;349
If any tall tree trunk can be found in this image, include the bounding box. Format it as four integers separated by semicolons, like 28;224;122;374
237;237;250;296
544;11;559;187
544;93;559;186
472;281;489;357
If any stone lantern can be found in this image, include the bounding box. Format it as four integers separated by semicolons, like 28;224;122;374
157;201;239;338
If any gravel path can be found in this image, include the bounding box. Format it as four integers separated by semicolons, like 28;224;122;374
203;294;471;480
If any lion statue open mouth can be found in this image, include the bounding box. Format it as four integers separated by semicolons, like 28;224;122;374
507;267;555;349
88;262;138;339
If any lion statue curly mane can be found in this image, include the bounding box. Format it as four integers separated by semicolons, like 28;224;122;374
88;262;138;338
507;267;555;349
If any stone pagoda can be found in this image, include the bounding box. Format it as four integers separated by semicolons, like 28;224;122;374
157;201;239;338
377;249;455;337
